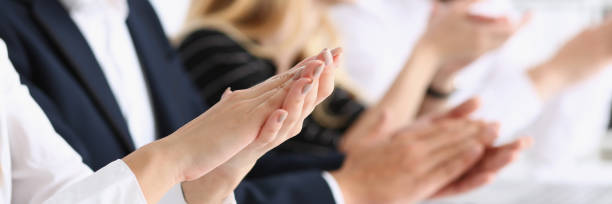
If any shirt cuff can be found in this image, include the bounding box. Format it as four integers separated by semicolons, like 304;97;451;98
322;171;345;204
158;184;188;204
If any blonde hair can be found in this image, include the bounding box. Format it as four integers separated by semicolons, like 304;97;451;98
179;0;369;128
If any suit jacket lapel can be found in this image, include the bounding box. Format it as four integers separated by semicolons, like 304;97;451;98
31;0;136;151
126;0;184;138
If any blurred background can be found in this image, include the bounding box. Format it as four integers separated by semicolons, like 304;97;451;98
149;0;612;164
148;0;612;202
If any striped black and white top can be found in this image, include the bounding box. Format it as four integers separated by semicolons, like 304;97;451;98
178;29;365;156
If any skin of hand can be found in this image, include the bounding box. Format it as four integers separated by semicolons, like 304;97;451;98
529;16;612;100
180;48;342;204
121;48;339;204
336;98;531;204
425;0;530;92
425;98;533;199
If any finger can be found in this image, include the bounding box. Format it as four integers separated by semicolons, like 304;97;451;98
450;0;480;12
434;97;481;121
220;87;233;101
241;62;310;99
438;137;531;197
276;78;313;141
419;119;481;149
249;61;319;108
422;140;484;192
467;14;507;24
331;47;343;60
432;172;494;198
298;61;325;116
468;136;530;173
421;131;483;173
289;61;324;135
315;48;340;104
251;109;288;150
242;71;300;99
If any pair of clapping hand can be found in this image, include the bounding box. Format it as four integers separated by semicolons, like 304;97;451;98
124;46;528;204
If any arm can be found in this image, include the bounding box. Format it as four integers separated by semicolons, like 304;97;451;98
3;42;333;203
340;0;525;152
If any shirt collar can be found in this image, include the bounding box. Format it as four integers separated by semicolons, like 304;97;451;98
60;0;128;19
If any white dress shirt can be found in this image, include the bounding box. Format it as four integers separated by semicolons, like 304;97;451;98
332;0;612;182
0;40;237;203
0;39;147;203
58;0;191;202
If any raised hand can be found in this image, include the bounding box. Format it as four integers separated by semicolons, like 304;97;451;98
419;0;529;94
423;0;528;67
529;16;612;100
181;48;342;204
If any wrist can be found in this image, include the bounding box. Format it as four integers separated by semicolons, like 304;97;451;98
413;39;445;69
429;77;456;96
122;140;183;203
527;61;566;100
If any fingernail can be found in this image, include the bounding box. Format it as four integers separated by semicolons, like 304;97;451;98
323;48;333;66
313;64;324;78
302;82;313;95
293;68;304;81
277;111;288;123
331;47;342;57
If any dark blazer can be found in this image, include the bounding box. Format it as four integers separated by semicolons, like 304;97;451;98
0;0;337;203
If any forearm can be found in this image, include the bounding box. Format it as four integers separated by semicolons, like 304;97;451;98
527;60;569;101
365;41;442;130
123;139;183;204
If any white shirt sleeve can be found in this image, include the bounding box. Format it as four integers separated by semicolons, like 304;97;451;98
1;40;236;203
43;160;147;204
1;40;147;204
322;171;345;204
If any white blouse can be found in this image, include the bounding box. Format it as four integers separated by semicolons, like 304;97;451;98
0;40;147;203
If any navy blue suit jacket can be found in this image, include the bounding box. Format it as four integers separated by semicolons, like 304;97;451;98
0;0;340;203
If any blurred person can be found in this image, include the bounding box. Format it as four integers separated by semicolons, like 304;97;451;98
0;38;333;203
176;0;531;203
178;0;521;157
332;0;612;179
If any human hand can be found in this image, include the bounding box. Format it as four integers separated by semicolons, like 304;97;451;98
181;48;342;204
422;0;529;88
424;98;532;199
333;98;527;204
332;117;496;204
430;136;532;198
